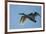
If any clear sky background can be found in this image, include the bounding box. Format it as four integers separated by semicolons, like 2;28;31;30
9;4;41;29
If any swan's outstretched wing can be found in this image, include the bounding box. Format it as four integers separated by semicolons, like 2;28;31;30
20;16;26;23
28;13;33;16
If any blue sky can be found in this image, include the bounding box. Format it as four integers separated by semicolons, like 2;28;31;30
9;4;41;29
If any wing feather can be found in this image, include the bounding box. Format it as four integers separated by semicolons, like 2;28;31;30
20;16;26;23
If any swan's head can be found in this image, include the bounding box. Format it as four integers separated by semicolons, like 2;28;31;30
35;12;40;16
